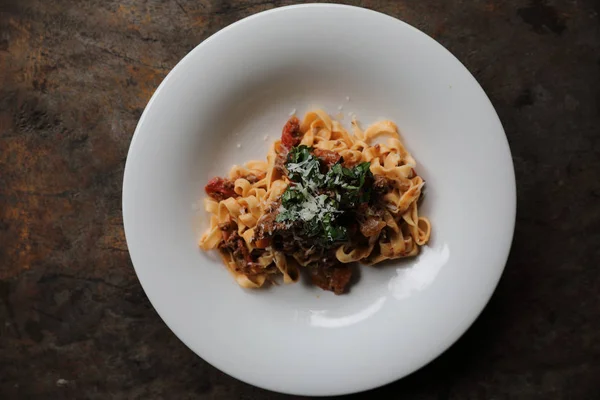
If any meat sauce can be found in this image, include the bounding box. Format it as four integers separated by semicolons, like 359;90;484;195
218;230;264;276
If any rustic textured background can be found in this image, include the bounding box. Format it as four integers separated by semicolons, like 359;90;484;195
1;0;599;398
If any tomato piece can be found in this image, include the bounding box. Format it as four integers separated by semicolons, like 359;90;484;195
280;116;302;149
205;177;237;201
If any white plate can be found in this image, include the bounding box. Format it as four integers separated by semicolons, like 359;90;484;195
123;4;516;396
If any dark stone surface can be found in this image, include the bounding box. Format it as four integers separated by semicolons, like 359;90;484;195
1;0;599;398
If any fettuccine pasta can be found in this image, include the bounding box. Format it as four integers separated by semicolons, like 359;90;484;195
199;110;431;294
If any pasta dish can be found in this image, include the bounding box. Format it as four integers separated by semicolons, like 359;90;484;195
199;110;431;294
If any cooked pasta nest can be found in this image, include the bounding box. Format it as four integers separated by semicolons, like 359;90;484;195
199;110;431;294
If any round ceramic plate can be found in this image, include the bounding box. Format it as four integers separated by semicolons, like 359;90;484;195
123;4;516;396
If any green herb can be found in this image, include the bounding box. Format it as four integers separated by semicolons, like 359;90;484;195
325;161;372;207
281;186;304;204
285;145;322;184
276;146;372;246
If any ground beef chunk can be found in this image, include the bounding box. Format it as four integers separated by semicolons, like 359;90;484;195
310;263;353;295
274;151;287;175
359;215;386;237
218;220;236;241
372;175;391;194
244;172;265;184
356;204;386;237
219;231;259;275
313;148;342;169
255;203;287;238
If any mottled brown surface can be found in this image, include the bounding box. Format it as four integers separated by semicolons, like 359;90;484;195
1;0;599;399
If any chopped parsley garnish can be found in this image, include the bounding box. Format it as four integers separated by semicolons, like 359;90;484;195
275;145;373;246
285;145;323;184
325;161;372;207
